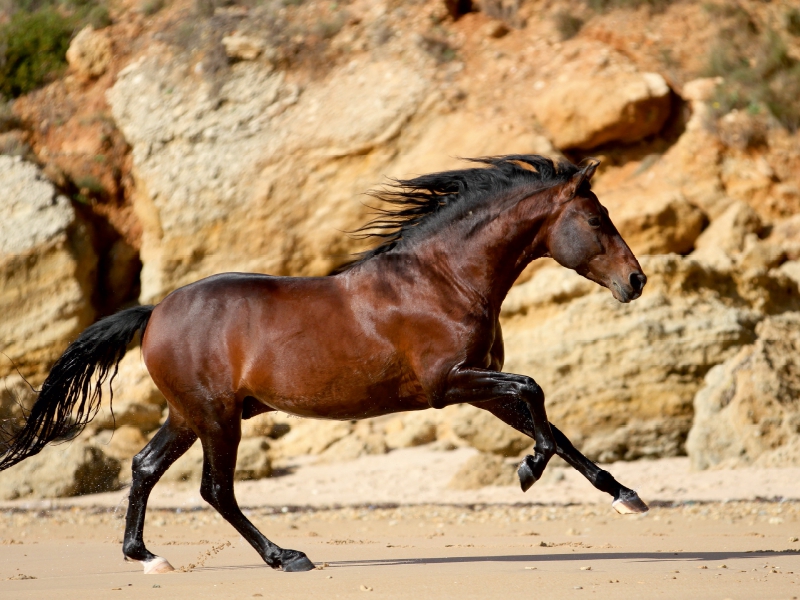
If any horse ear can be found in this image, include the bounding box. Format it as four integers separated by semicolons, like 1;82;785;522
561;159;600;202
580;158;600;182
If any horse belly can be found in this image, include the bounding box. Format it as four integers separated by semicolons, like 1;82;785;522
246;347;428;420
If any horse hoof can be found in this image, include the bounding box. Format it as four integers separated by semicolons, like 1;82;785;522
518;457;538;492
282;553;316;572
142;556;175;574
612;491;649;515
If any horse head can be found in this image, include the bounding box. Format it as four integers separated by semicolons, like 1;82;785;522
544;160;646;303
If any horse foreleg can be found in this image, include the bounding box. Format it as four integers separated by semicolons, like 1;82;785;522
197;416;315;572
124;416;198;573
473;399;649;514
444;369;556;485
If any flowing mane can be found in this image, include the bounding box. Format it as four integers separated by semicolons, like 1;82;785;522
335;154;583;272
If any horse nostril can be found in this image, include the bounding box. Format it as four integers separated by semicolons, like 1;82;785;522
629;272;646;294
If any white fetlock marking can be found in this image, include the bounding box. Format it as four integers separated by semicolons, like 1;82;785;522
142;556;175;574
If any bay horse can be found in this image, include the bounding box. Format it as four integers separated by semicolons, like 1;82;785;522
0;155;648;574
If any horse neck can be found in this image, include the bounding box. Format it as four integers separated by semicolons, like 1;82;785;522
416;184;559;312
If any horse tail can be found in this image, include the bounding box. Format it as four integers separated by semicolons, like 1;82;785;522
0;305;155;471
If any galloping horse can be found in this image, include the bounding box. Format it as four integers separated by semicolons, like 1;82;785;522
1;155;648;574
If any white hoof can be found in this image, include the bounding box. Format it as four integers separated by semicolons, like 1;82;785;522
612;492;649;515
142;556;175;574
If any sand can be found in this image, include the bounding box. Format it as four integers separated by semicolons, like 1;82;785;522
2;448;800;599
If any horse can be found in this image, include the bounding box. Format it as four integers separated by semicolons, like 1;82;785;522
0;154;649;574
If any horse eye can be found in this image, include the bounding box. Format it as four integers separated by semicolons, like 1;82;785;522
588;217;601;228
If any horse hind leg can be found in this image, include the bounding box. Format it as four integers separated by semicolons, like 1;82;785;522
123;416;198;573
197;414;315;572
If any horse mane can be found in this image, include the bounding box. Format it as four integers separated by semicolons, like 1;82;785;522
333;154;583;273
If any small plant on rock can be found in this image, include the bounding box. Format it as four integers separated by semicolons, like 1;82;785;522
0;8;75;98
553;10;584;40
705;15;800;132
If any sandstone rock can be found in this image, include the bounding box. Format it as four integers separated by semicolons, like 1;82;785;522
91;425;148;483
0;441;120;500
687;313;800;470
270;419;353;459
720;155;775;212
383;411;437;449
500;255;766;463
0;374;36;422
440;404;531;457
588;78;729;228
777;260;800;287
716;110;768;150
388;110;556;180
482;21;510;39
94;425;149;462
0;156;96;380
502;266;593;317
92;349;166;434
681;77;723;104
318;432;388;463
738;272;798;317
66;26;112;79
0;375;38;454
161;437;271;482
447;452;517;490
241;411;291;439
234;437;273;480
222;34;266;61
767;215;800;261
108;50;557;305
533;71;671;150
108;56;429;303
601;189;708;255
693;200;763;260
738;237;785;274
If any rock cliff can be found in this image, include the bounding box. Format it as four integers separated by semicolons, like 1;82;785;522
2;0;800;497
0;156;96;381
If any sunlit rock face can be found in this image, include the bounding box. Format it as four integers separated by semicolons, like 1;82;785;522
0;156;96;380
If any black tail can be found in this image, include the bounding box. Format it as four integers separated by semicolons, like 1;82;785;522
0;305;155;471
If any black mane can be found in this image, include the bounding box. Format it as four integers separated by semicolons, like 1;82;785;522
334;155;582;272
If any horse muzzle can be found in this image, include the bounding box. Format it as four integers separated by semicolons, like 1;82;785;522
611;271;647;303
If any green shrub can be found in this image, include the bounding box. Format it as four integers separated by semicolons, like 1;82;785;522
553;10;583;40
418;35;457;63
314;13;345;40
0;8;75;98
140;0;164;16
787;8;800;37
583;0;675;13
706;21;800;131
84;4;110;27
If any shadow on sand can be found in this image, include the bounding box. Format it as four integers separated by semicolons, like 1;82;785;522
191;550;800;572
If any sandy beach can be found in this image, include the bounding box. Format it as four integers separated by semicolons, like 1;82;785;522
2;448;800;599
